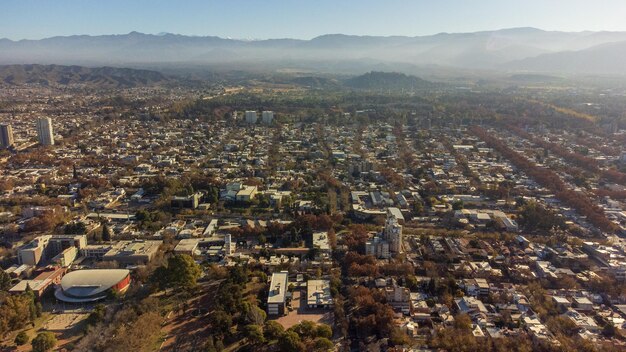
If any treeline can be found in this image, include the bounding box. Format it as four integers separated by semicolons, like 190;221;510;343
471;126;617;233
508;125;626;186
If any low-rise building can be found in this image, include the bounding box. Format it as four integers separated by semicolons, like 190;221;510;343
267;271;288;316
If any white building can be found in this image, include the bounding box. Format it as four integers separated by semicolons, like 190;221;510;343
384;209;403;254
267;271;289;316
245;111;258;124
36;117;55;145
262;111;274;124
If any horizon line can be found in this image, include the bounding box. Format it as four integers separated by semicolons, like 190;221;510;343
1;26;620;42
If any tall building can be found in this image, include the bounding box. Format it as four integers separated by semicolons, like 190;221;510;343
245;111;258;124
0;124;14;148
262;111;274;124
384;210;403;254
36;117;55;146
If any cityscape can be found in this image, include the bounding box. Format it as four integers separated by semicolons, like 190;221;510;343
2;1;626;352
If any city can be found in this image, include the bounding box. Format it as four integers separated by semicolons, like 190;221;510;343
2;1;626;352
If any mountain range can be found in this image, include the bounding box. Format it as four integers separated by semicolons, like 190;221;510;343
2;28;626;75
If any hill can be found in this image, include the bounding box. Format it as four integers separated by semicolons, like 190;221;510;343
344;71;435;91
0;64;171;88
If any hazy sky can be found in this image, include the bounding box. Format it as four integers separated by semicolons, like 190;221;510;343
2;0;626;40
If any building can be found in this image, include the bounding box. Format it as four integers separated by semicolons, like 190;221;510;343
307;279;333;308
366;236;390;259
267;271;288;316
236;186;258;202
36;117;55;146
0;124;14;148
384;209;403;254
18;235;51;266
51;247;78;267
9;267;65;298
102;240;161;265
18;234;87;266
173;238;201;257
54;269;130;303
171;193;200;209
262;111;274;124
245;111;258;124
312;232;331;259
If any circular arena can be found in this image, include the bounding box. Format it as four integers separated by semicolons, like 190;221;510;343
54;269;131;303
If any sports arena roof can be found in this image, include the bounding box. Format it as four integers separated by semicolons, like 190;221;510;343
55;269;130;303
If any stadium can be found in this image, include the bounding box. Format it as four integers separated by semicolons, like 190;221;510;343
54;269;131;303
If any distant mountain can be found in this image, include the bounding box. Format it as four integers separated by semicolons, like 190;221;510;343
2;28;626;74
0;64;171;88
344;71;435;91
506;40;626;74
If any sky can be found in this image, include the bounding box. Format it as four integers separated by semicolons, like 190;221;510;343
2;0;626;40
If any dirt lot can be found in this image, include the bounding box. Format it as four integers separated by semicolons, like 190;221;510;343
274;289;333;329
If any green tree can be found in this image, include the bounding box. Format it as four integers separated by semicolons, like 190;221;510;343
244;324;265;345
312;337;334;351
278;330;304;352
211;310;233;337
264;320;284;340
0;270;11;291
31;331;56;352
315;324;333;339
152;254;202;292
289;320;317;339
14;331;29;345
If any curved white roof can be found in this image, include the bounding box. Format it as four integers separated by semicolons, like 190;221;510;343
59;269;130;298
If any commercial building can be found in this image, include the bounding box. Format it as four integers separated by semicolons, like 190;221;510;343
36;117;55;146
54;269;131;303
267;271;289;316
0;124;14;148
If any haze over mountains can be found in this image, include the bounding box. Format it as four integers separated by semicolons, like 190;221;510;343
2;28;626;75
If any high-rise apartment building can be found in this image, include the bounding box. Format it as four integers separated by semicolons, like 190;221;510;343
36;117;55;146
0;124;14;148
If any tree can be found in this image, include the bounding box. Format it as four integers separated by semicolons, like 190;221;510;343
264;320;284;340
101;222;111;242
86;304;106;326
31;331;56;352
278;330;304;352
152;254;202;292
312;337;334;351
315;324;332;339
289;320;317;339
454;314;472;331
244;324;265;345
0;269;11;291
246;305;267;325
211;310;233;337
14;331;29;345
